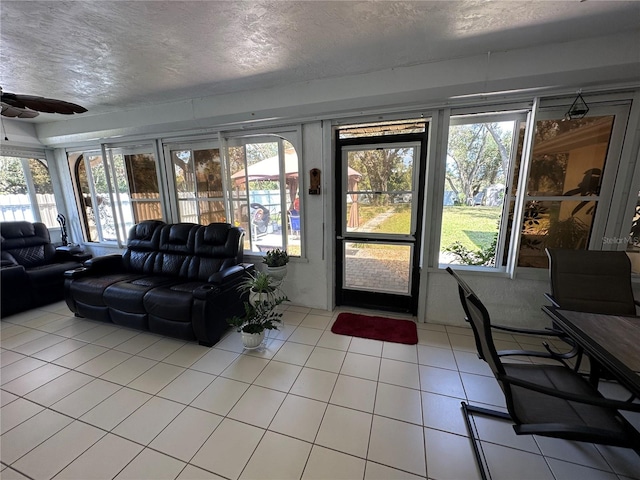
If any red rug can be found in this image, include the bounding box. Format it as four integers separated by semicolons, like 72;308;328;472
331;313;418;344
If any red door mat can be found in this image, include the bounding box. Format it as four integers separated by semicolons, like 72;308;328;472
331;313;418;344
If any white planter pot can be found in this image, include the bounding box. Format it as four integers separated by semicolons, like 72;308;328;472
249;290;268;306
241;330;265;349
267;265;287;281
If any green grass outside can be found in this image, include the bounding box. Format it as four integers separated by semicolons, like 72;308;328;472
358;204;501;252
440;206;501;251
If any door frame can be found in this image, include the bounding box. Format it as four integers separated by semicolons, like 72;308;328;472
334;131;428;314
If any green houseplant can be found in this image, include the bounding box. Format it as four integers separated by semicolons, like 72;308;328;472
227;271;289;348
263;248;289;280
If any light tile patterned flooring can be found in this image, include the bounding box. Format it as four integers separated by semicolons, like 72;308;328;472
1;301;639;480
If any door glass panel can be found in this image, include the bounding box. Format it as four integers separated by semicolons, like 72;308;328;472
346;147;415;235
344;241;412;294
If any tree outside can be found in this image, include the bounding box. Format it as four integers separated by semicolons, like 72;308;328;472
441;121;515;266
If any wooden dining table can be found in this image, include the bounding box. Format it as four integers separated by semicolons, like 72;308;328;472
542;306;640;397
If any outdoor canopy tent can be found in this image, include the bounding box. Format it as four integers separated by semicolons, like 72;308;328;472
231;151;362;227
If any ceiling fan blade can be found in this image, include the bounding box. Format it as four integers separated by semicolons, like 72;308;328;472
1;91;87;115
1;102;40;118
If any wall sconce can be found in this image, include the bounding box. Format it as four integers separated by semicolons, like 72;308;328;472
564;91;589;120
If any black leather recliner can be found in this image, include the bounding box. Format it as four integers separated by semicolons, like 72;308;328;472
1;221;89;317
64;220;253;346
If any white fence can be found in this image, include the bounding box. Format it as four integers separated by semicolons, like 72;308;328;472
0;194;58;226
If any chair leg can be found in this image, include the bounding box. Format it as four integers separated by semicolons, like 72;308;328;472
461;402;512;480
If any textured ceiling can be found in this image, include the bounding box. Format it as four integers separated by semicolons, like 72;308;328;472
1;1;639;120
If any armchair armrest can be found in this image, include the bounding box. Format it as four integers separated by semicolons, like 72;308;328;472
1;264;26;281
491;322;564;337
53;249;80;263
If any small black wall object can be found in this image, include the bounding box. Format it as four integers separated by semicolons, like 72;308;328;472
309;168;321;195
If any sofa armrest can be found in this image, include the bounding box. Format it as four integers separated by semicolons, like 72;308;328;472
82;254;124;274
207;265;247;285
193;284;223;301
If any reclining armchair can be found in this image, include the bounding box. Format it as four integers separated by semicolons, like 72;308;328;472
1;221;89;317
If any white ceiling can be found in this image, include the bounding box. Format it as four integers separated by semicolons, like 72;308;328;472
1;1;639;121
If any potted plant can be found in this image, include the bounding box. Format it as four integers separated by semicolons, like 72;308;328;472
238;270;280;306
263;248;289;280
228;271;288;348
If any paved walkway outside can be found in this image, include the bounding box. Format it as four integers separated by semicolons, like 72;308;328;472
345;208;411;294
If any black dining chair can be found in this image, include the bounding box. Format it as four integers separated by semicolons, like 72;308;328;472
446;267;572;364
545;248;640;315
545;248;640;371
447;267;640;480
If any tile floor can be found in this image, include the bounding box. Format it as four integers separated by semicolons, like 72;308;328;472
1;301;639;480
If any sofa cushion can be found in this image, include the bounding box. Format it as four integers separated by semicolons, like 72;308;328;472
104;276;178;313
70;273;144;306
153;223;198;277
193;223;243;280
144;281;204;322
122;220;164;273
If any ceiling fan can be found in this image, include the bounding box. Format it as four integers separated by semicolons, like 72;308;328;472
1;87;87;118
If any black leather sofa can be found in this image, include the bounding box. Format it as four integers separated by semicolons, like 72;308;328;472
64;221;252;347
1;221;90;317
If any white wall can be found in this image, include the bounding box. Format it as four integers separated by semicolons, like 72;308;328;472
3;30;640;326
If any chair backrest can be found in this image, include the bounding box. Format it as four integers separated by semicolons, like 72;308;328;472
546;248;636;315
0;221;56;267
122;220;165;272
193;223;245;280
446;267;506;378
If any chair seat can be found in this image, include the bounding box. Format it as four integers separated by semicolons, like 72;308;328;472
504;364;625;434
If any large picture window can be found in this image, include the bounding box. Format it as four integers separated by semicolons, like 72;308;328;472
0;155;57;227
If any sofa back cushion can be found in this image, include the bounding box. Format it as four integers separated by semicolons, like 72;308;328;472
153;223;199;277
0;221;56;268
122;220;165;273
193;223;244;280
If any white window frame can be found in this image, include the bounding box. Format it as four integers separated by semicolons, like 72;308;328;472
436;110;529;273
222;126;303;256
68;141;164;246
0;153;56;227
